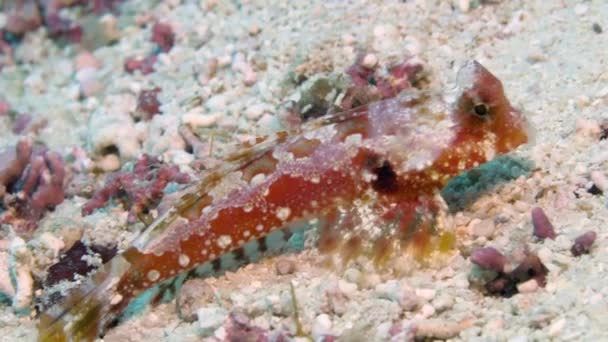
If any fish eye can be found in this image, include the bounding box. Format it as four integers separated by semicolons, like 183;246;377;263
472;103;490;118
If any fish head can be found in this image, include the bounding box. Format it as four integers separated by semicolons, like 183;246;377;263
455;61;531;154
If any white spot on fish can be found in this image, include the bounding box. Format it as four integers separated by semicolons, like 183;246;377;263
217;235;232;249
310;175;321;184
110;294;123;306
179;254;190;267
243;230;251;238
256;224;264;232
147;270;160;282
276;207;291;221
250;173;266;186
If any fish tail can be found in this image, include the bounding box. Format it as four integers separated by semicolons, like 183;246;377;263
38;255;133;342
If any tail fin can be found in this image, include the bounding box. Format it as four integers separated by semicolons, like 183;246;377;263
38;255;132;342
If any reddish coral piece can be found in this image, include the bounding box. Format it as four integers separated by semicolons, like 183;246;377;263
151;22;175;53
531;207;556;240
470;246;506;272
0;139;66;235
3;0;43;35
571;231;597;256
82;154;190;223
44;13;83;43
124;55;157;75
136;88;162;120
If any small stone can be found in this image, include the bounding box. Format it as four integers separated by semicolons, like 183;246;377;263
471;218;496;238
516;279;538;293
575;118;601;139
198;306;229;336
457;0;470;12
590;171;608;192
245;104;265;120
592;23;603;34
337;279;358;297
182;112;219;128
312;314;332;339
470;247;506;272
531;207;556;240
275;258;296;275
571;231;597;257
548;318;565;337
362;53;378;69
96;154;121;172
415;288;436;301
574;4;588;16
75;51;101;71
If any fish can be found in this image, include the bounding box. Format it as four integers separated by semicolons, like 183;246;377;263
37;61;530;341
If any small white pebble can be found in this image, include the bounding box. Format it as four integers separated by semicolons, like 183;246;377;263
471;218;496;238
96;154;121;172
182;112;219;128
198;306;228;336
575;118;601;139
245;104;265;120
548;318;565;337
516;279;539;293
574;4;588;16
312;314;333;339
362;53;378;68
590;171;608;192
415;288;436;301
338;279;358;297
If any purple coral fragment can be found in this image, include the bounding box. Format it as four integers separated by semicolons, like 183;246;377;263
136;88;161;120
0;139;66;234
531;207;556;240
224;312;269;342
151;22;175;53
45;240;116;286
470;246;506;273
82;154;190;223
484;254;549;298
571;231;597;257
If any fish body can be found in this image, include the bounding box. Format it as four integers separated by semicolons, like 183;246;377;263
38;61;529;341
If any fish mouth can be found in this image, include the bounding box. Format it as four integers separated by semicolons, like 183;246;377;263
496;108;533;154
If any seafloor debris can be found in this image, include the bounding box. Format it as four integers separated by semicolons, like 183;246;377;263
135;88;162;121
571;231;597;257
82;154;190;223
44;240;116;287
0;139;66;235
531;207;556;240
472;249;549;298
151;22;175;53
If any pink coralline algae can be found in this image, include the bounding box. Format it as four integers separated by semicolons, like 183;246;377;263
571;231;597;257
531;207;556;240
0;139;66;235
124;55;158;75
136;88;162;120
82;154;190;223
151;22;175;53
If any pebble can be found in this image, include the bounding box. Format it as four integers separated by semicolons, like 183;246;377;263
471;218;496;238
275;258;296;275
96;154;121;172
531;207;556;240
574;4;588;16
590;171;607;192
575;118;601;139
75;51;101;71
548;318;565;337
516;279;539;293
181;112;219;128
571;231;597;256
337;279;358;297
362;53;378;68
245;104;266;120
343;267;361;284
415;288;436;301
197;306;228;336
311;314;333;339
375;280;420;311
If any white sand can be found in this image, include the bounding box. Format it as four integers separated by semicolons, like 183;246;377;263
1;1;607;341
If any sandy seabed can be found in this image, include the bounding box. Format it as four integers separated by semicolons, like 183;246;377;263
1;1;608;341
